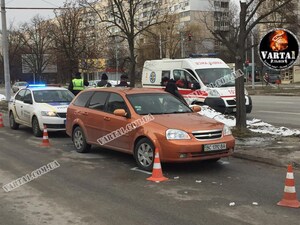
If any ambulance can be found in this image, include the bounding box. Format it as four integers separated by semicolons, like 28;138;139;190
142;57;252;114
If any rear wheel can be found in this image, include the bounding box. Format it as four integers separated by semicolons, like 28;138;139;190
72;126;91;153
32;116;43;137
134;138;155;171
9;111;19;130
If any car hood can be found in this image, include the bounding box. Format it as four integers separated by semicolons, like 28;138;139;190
37;102;70;113
149;113;224;133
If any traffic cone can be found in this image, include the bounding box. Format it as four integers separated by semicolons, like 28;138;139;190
277;165;300;208
0;113;4;128
147;148;168;182
40;125;50;147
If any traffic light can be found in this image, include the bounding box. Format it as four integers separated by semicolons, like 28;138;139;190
188;33;192;41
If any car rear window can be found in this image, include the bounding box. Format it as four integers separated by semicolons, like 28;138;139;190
73;91;94;107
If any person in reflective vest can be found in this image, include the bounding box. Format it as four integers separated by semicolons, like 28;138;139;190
68;72;88;96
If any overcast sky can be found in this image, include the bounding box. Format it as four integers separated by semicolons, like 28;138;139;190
3;0;65;26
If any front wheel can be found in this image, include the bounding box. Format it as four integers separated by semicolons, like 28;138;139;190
72;126;91;153
134;138;155;171
32;116;43;137
9;111;19;130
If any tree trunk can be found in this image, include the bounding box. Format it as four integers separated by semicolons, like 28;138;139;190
235;1;247;131
128;37;136;87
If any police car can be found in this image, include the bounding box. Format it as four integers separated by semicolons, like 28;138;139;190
8;84;75;137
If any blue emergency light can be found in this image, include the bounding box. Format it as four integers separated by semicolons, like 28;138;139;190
189;53;218;58
27;84;46;88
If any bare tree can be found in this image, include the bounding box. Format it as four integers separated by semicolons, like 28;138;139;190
82;0;167;87
203;0;294;131
19;16;55;83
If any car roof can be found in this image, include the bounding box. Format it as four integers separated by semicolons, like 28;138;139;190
84;87;166;95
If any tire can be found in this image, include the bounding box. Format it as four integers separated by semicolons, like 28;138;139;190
72;126;91;153
134;138;155;171
9;111;19;130
32;116;43;137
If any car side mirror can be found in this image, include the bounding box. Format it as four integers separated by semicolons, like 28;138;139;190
23;99;33;104
191;105;201;112
192;82;200;90
113;109;127;117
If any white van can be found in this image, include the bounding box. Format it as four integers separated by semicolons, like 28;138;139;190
142;58;252;114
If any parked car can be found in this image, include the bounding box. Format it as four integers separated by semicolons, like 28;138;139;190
8;85;75;137
12;81;28;93
268;74;281;84
66;88;235;171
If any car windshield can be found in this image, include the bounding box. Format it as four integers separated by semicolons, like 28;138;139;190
127;93;192;115
33;90;74;103
195;68;235;87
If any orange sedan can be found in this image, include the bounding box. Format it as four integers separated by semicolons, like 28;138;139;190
66;88;235;171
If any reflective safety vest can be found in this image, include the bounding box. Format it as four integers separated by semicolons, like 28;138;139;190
72;78;84;90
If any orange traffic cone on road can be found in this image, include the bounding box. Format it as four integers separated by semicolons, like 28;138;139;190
147;148;168;182
277;164;300;208
40;125;50;147
0;113;4;128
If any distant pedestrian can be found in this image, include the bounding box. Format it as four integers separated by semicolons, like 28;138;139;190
97;73;112;87
264;73;270;86
68;72;89;96
116;74;129;87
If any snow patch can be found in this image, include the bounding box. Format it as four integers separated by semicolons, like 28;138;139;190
0;94;5;101
198;105;300;136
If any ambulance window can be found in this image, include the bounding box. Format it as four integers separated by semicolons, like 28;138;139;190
161;71;170;86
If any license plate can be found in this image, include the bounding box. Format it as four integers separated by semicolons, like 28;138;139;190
204;143;226;152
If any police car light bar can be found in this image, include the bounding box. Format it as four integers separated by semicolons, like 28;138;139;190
27;84;46;88
189;53;218;58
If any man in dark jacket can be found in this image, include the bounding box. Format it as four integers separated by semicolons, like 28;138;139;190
68;72;89;96
116;74;129;87
97;73;112;87
165;79;187;105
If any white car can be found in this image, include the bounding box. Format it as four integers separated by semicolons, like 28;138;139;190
8;85;75;137
12;81;28;93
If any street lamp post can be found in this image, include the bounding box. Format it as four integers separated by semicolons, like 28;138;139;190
1;0;11;101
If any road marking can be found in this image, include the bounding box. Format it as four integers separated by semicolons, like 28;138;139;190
257;110;300;116
131;167;152;175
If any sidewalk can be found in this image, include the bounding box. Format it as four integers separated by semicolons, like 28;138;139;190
246;83;300;96
234;136;300;169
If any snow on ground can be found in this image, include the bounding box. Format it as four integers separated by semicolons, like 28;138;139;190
0;94;5;101
198;105;300;136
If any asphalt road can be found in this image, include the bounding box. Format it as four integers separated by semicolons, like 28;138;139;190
248;95;300;129
0;124;299;225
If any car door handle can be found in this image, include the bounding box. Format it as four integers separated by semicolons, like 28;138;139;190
104;117;111;121
82;112;88;116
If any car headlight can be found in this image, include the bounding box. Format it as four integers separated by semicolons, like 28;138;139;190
223;125;232;136
166;129;191;140
209;89;220;97
41;111;58;117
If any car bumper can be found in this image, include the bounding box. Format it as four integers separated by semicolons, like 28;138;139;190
204;96;252;114
39;116;66;131
156;135;235;163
